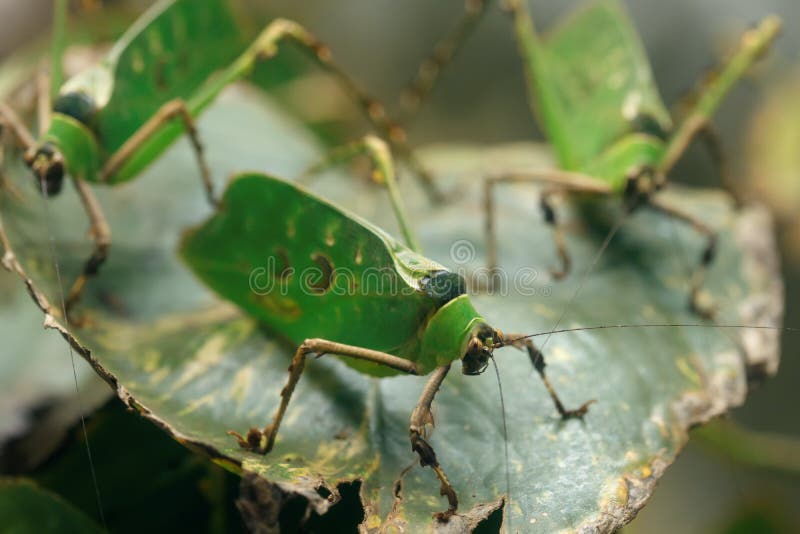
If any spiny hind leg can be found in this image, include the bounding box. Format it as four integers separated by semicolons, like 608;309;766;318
409;364;459;521
482;170;612;285
299;134;419;250
100;99;216;207
231;339;418;455
503;333;595;419
647;195;717;319
244;19;444;203
657;17;780;186
401;0;492;115
698;125;743;208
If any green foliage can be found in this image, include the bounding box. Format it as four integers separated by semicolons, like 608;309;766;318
0;87;780;531
0;479;102;534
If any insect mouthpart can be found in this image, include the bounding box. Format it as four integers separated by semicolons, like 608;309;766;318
461;323;497;375
24;142;65;196
623;165;662;208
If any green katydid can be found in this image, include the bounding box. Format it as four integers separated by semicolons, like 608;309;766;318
406;0;780;317
0;0;436;318
179;171;594;520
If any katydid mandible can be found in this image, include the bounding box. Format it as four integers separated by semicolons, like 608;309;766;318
180;172;594;520
0;0;435;318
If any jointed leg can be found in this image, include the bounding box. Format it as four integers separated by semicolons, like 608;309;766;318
100;99;216;206
0;134;23;203
300;135;419;251
698;125;742;208
483;170;612;283
64;178;111;320
401;0;492;116
230;339;418;455
647;195;717;318
211;19;444;203
0;103;36;152
657;17;780;183
540;188;570;279
409;364;458;520
502;333;595;419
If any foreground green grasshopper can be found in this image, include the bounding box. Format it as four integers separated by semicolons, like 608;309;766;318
409;0;780;316
0;0;431;317
180;172;594;519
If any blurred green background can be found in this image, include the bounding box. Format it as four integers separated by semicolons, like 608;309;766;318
0;1;797;532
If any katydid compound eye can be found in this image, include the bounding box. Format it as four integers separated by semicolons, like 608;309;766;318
53;91;97;127
421;270;466;304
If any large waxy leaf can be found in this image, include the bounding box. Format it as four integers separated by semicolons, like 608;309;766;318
0;87;781;531
0;478;102;533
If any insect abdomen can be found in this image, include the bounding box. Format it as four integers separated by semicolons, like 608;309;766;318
181;174;457;377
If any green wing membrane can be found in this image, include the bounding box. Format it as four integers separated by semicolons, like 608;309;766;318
58;0;245;158
99;0;245;153
537;0;671;170
180;174;447;376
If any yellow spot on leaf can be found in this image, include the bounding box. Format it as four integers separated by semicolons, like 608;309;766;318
230;366;254;407
676;357;701;386
149;368;169;386
254;293;302;320
173;335;228;390
178;393;215;416
142;349;161;373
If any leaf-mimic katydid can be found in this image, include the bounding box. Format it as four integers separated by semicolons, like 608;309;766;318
405;0;780;317
180;172;595;520
0;0;436;319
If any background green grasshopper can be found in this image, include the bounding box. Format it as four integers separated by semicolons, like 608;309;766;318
406;0;780;317
180;171;594;520
0;0;433;318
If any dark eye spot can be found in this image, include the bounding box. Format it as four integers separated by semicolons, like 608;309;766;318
53;91;96;127
630;113;669;140
421;270;466;305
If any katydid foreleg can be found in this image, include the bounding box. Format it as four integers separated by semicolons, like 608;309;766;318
409;364;459;521
500;333;595;419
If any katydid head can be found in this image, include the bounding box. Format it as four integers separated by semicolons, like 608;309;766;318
24;142;65;196
623;164;665;208
462;322;501;375
21;91;97;196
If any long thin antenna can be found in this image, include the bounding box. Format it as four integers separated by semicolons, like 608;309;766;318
501;323;797;346
537;208;629;355
34;7;107;526
37;176;107;530
489;356;511;534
